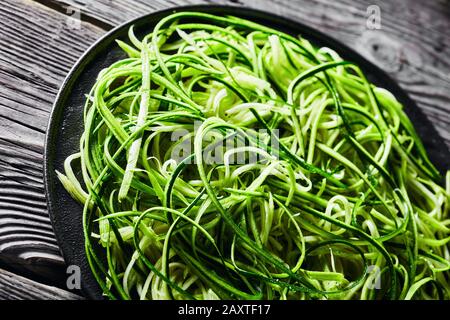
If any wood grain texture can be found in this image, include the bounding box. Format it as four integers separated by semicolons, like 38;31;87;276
0;0;449;299
0;268;82;300
0;0;105;285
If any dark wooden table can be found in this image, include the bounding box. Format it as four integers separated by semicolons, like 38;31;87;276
0;0;449;300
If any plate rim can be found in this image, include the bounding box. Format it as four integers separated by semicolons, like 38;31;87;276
44;4;450;299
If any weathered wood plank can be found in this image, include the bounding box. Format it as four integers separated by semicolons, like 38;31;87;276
0;267;82;300
40;0;209;27
47;0;450;146
0;0;105;282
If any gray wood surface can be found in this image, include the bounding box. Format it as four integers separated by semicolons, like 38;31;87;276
0;267;82;300
0;0;449;299
0;0;104;287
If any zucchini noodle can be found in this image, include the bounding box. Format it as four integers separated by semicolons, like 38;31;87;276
58;12;450;300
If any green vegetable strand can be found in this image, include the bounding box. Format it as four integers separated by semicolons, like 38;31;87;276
59;12;450;300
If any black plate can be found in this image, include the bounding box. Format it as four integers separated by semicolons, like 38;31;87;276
44;5;450;299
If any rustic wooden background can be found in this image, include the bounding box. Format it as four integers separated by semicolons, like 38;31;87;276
0;0;449;300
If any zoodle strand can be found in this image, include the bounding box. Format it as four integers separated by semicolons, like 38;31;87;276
58;12;450;300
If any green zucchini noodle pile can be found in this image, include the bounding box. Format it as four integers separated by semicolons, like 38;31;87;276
58;12;450;300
